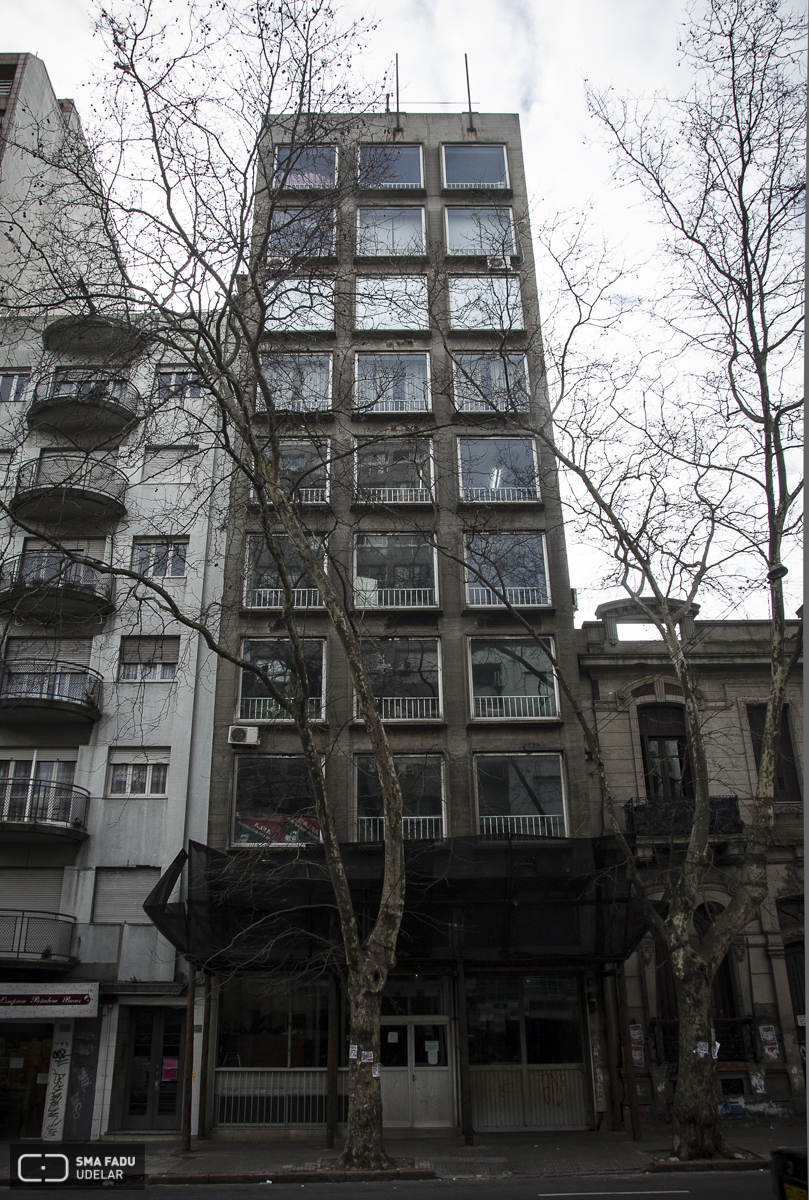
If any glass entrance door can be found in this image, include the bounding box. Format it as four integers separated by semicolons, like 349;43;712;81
380;1019;453;1128
122;1008;184;1130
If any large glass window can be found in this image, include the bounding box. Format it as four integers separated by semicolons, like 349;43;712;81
448;276;522;330
356;754;443;841
240;639;324;721
465;533;549;607
459;437;538;502
446;208;515;256
264;279;334;332
747;705;802;799
359;145;423;189
275;145;336;189
524;977;582;1063
638;705;693;801
244;534;325;609
357;208;424;256
442;144;509;189
355;352;430;413
355;534;437;608
466;977;520;1064
218;974;328;1068
453;352;528;413
259;354;331;412
265;440;329;504
475;753;565;837
470;639;557;719
233;756;320;844
269;208;335;257
359;638;441;720
355;276;429;331
382;975;447;1016
356;439;432;503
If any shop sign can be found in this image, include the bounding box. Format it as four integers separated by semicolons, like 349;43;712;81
0;983;98;1020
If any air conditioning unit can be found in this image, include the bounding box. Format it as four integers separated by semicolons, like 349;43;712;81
487;254;511;272
228;725;260;746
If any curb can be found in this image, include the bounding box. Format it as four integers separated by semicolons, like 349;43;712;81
146;1167;436;1185
644;1159;768;1173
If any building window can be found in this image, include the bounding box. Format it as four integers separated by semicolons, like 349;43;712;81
275;145;337;189
475;753;565;837
132;541;187;578
0;373;29;403
359;144;423;189
458;437;539;502
469;639;557;719
260;440;329;505
218;974;329;1068
746;705;802;799
448;275;523;330
446;207;515;256
239;638;324;721
356;208;425;256
142;446;198;484
637;705;693;801
107;761;168;796
356;754;444;841
356;438;432;504
466;976;582;1066
359;638;441;720
465;533;550;607
259;354;331;412
355;534;437;608
453;352;528;413
0;757;78;822
264;279;334;332
355;276;429;331
156;370;201;400
442;144;509;189
244;534;325;609
233;756;320;844
269;208;335;257
119;636;180;682
355;352;430;413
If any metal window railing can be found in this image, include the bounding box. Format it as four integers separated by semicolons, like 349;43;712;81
239;696;323;721
456;395;528;413
479;813;565;839
0;661;102;710
355;587;436;608
0;910;74;960
0;553;114;601
215;1068;349;1126
356;397;430;413
467;586;547;607
244;587;324;610
357;815;444;842
473;694;556;718
462;486;538;503
0;780;89;828
357;487;431;504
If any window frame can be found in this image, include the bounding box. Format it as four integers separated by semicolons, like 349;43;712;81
106;759;169;798
268;206;336;258
448;274;524;331
358;144;424;190
444;206;516;257
243;533;327;610
274;437;331;505
259;353;333;413
354;436;434;504
131;539;188;580
264;278;335;333
355;636;444;722
274;144;338;190
356;206;426;257
0;373;30;404
156;368;202;401
441;143;510;190
451;351;530;413
354;275;430;332
232;753;323;846
637;704;695;802
118;637;180;683
473;751;567;838
467;636;559;721
464;533;551;608
238;637;327;723
355;752;446;842
353;350;432;414
457;435;540;503
353;533;439;610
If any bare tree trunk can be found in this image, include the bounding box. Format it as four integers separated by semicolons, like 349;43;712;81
339;976;392;1170
672;966;728;1160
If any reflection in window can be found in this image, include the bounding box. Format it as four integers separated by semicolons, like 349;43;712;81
355;276;429;331
453;352;528;412
357;208;424;255
240;638;324;721
109;762;168;797
355;534;436;608
275;145;336;188
260;355;331;412
269;208;334;256
233;756;320;844
355;353;430;412
475;753;565;837
465;533;549;607
264;280;334;332
446;208;514;256
470;639;556;719
359;638;441;720
638;705;693;801
218;974;328;1068
357;754;443;841
244;534;324;609
359;145;423;189
266;440;329;504
459;437;538;502
356;439;432;503
443;144;509;189
449;276;523;330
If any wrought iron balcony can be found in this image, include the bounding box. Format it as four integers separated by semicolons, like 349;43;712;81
28;373;139;436
0;781;89;838
479;813;565;839
0;552;114;623
357;815;444;841
624;795;743;837
0;910;75;964
0;660;103;724
12;455;127;524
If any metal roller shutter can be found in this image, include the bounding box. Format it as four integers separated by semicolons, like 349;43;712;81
0;868;64;911
92;867;161;924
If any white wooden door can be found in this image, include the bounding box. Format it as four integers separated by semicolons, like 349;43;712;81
380;1019;454;1128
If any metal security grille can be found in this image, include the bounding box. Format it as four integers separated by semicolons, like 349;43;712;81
93;867;161;923
215;1068;349;1127
0;868;64;910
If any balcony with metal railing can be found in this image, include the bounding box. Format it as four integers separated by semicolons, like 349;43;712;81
239;696;323;722
0;910;75;967
624;795;743;838
11;456;127;524
354;586;437;609
467;585;547;608
0;661;103;724
356;486;432;505
357;815;444;842
244;586;324;610
28;374;139;436
479;813;565;839
0;780;89;842
462;485;538;503
473;694;556;719
0;553;115;623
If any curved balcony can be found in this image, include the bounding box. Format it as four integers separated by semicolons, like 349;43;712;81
42;314;146;357
0;661;102;724
0;781;89;843
0;553;115;623
11;456;127;524
28;373;139;437
0;910;75;966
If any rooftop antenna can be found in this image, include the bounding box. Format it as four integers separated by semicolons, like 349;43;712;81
464;54;476;134
394;54;403;134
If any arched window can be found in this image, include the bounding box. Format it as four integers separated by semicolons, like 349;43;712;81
637;705;693;801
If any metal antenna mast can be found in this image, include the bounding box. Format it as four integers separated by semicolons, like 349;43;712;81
465;54;476;133
394;54;403;134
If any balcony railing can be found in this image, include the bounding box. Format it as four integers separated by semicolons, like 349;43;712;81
0;910;74;962
380;695;439;720
455;396;528;413
239;696;323;721
0;553;114;621
250;487;328;505
29;375;139;434
624;795;743;837
0;780;89;829
12;455;127;523
462;486;538;503
473;694;556;718
244;587;324;610
357;487;432;504
479;813;565;839
0;81;14;97
650;1017;755;1064
355;586;436;608
468;586;547;607
0;660;103;720
357;815;444;842
356;398;430;413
